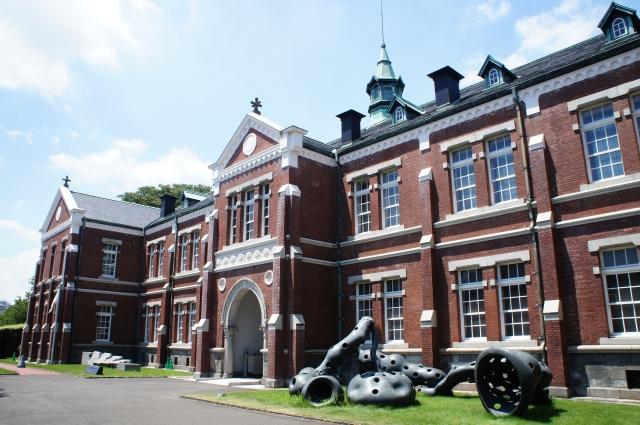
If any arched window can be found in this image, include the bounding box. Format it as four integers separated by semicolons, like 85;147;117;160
394;106;405;123
487;68;500;87
612;17;628;39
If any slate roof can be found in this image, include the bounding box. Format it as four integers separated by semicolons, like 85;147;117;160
303;136;334;156
330;32;640;153
71;192;160;229
145;193;215;228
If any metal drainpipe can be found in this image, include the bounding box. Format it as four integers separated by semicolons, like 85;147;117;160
49;248;69;363
511;87;547;363
165;214;179;366
333;150;344;341
136;226;146;363
67;217;85;363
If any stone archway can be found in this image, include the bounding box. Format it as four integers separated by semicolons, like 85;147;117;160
221;279;266;378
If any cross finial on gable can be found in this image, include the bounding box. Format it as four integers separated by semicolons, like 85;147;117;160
62;175;71;188
251;97;262;115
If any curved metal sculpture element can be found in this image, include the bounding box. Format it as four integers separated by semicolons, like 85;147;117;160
358;348;446;388
420;361;476;396
474;347;553;416
346;371;415;405
301;375;344;406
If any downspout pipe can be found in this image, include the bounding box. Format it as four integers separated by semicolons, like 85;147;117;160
511;87;547;363
165;214;179;366
67;217;85;363
333;150;344;341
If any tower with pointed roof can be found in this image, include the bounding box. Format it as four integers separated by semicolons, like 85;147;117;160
366;43;405;126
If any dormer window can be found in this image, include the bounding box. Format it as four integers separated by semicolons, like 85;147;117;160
394;106;405;123
612;17;628;38
487;68;500;87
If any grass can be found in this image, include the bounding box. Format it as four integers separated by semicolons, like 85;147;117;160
0;323;24;330
184;389;640;425
0;358;192;378
0;366;18;375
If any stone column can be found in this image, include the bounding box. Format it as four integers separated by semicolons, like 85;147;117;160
259;325;268;379
223;326;235;378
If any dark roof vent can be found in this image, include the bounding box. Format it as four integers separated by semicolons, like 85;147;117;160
159;194;177;218
336;109;366;144
427;66;464;107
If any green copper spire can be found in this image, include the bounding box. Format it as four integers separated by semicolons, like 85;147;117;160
366;43;404;126
376;43;396;79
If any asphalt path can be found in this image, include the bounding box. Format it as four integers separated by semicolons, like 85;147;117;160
0;373;324;425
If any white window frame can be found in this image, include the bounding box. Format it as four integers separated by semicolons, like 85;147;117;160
95;305;113;342
175;303;185;343
355;282;373;321
579;102;624;183
383;279;404;343
450;146;477;212
101;243;118;278
261;183;270;236
143;307;150;343
229;194;239;244
458;268;486;341
601;246;640;337
380;169;400;228
188;302;196;343
149;245;156;278
354;178;371;234
191;231;200;270
179;234;189;272
157;242;164;277
153;306;160;342
487;68;500;87
612;17;628;39
631;94;640;144
394;106;405;123
244;189;255;241
486;135;517;204
497;262;530;340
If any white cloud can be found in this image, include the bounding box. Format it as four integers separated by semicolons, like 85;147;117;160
0;248;39;301
70;131;79;139
0;219;41;243
53;136;60;145
0;0;159;97
0;122;33;144
0;156;5;167
505;0;601;68
476;0;511;22
48;138;211;194
459;50;487;87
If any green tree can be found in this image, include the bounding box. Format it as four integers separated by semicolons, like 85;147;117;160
0;294;29;326
118;184;211;208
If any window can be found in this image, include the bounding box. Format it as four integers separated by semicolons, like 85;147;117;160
354;178;371;234
384;279;404;342
143;308;150;343
153;306;160;342
179;234;189;272
580;103;624;182
188;302;196;343
175;303;185;343
450;146;477;212
632;94;640;142
49;245;56;278
459;268;486;340
101;243;118;278
229;194;239;244
157;242;164;277
149;245;156;278
601;247;640;335
58;241;66;275
191;231;200;270
380;169;400;228
394;106;405;123
487;68;500;87
356;282;373;321
96;305;113;342
612;17;628;39
261;183;270;236
498;263;530;339
40;249;46;281
244;189;255;241
487;135;517;204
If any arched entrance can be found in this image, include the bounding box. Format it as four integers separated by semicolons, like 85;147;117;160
221;279;266;378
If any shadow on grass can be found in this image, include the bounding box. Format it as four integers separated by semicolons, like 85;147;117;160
515;404;567;423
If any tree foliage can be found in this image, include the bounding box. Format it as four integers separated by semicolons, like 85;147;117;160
118;184;211;208
0;294;29;326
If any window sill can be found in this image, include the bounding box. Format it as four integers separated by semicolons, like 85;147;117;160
452;339;536;349
168;343;192;350
144;276;166;284
342;225;421;247
92;340;113;345
436;199;527;228
599;336;640;345
99;275;118;280
174;269;200;279
221;236;276;252
552;173;640;204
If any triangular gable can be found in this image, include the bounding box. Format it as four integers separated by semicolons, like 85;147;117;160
478;55;516;81
598;2;640;30
225;128;280;168
40;186;81;233
387;96;424;115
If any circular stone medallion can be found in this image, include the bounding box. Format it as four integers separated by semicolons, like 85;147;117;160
217;278;227;292
264;270;274;286
55;206;62;221
242;133;257;156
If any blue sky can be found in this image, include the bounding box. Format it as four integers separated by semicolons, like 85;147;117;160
1;0;637;301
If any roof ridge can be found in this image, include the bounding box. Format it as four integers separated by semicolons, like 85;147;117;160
70;191;160;210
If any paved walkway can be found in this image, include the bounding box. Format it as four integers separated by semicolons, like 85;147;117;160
0;362;58;376
0;373;321;425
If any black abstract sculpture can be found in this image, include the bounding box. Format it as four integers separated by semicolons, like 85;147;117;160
289;316;553;417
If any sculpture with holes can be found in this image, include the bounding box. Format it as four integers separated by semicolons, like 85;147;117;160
288;316;553;417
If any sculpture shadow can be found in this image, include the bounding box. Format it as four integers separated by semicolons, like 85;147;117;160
517;404;566;423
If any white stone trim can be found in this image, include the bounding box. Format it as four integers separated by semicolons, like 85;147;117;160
447;250;530;272
348;268;407;285
587;233;640;252
96;300;117;306
142;300;161;307
552;173;640;204
215;237;278;272
555;207;640;228
299;237;337;248
567;344;640;353
174;296;196;304
528;134;546;151
345;157;402;182
174;284;200;292
143;276;167;285
102;238;123;245
420;310;437;328
436;199;528;228
519;47;640;116
277;183;301;197
224;172;273;197
195;318;209;333
141;290;166;297
543;299;563;321
420;234;433;249
177;206;211;225
436;226;531;249
439;120;516;152
537;211;553;229
85;221;143;236
41;219;71;241
567;78;640;111
299;256;337;267
267;313;283;330
77;288;138;297
146;235;166;246
341;225;421;246
174;269;201;279
341;246;421;265
418;168;433;182
79;277;140;287
145;222;173;235
300;148;336;167
178;224;201;236
290;314;305;330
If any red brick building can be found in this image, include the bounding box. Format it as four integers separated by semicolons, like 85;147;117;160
22;2;640;398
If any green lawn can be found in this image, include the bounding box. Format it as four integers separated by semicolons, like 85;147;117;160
0;358;192;378
184;389;640;425
0;366;18;375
